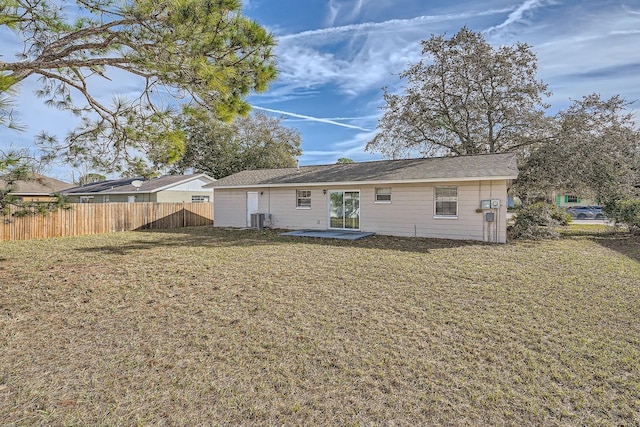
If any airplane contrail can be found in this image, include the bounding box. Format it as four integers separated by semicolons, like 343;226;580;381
252;106;373;131
278;8;514;41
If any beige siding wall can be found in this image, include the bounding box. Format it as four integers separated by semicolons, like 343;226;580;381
66;191;213;203
66;194;156;203
156;190;213;203
14;195;58;202
213;188;327;228
214;180;509;243
118;194;157;202
359;181;508;243
262;188;328;230
213;189;250;227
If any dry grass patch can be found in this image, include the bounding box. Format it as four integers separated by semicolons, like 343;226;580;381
563;222;624;235
1;227;639;425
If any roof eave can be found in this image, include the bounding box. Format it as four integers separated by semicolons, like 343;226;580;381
210;175;519;189
11;192;56;196
64;174;216;195
65;190;153;196
146;174;216;193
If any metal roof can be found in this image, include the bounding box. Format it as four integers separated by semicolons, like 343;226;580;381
63;174;215;195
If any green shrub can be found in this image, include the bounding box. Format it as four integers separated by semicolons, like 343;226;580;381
511;202;571;240
603;198;640;234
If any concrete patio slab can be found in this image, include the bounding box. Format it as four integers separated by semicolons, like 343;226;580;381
281;229;375;240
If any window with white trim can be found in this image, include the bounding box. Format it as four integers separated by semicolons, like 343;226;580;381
375;187;392;203
434;186;458;217
296;189;311;208
192;195;210;203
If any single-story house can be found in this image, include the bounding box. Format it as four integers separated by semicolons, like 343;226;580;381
206;153;518;243
554;193;598;208
0;173;73;202
63;174;215;203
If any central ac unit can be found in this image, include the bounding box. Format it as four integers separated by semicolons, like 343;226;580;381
250;213;265;229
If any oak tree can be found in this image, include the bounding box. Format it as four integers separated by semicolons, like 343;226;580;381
77;173;106;185
516;94;640;202
336;158;354;164
171;110;302;179
366;27;551;158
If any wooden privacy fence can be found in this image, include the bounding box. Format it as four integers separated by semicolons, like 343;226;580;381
0;202;214;242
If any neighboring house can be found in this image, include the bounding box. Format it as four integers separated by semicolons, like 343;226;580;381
207;153;518;243
0;173;73;202
63;174;215;203
554;193;598;208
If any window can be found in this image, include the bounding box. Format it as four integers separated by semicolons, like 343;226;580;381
192;195;210;203
375;187;392;202
296;189;311;208
80;196;94;203
435;186;458;217
565;195;580;203
103;195;109;203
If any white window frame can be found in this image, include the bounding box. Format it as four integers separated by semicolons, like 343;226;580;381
192;195;210;203
80;196;94;203
375;187;392;203
328;190;361;230
434;186;458;218
296;189;311;209
102;195;109;203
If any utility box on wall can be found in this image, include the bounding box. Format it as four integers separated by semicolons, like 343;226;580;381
480;199;501;210
485;212;495;222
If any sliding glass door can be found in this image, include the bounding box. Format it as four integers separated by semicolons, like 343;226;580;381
329;190;360;229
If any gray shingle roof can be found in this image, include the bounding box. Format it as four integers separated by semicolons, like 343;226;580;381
63;174;214;195
208;153;518;188
0;173;73;195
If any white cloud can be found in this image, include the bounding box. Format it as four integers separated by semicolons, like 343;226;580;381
499;5;640;115
301;128;380;164
276;44;347;85
326;0;340;27
610;29;640;36
325;0;368;27
271;6;517;101
622;5;640;16
484;0;549;33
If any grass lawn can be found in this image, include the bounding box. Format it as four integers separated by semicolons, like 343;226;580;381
1;226;639;425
